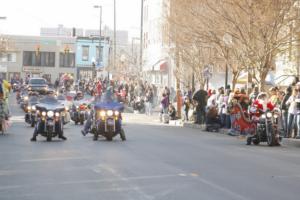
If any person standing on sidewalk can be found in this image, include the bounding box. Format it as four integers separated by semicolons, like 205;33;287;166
145;88;154;116
286;88;299;138
192;88;208;124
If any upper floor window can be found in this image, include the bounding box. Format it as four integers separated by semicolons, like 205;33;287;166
60;52;75;67
82;45;89;61
96;46;103;62
0;52;16;62
23;51;55;67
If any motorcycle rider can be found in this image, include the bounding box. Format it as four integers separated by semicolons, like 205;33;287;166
81;87;122;136
251;92;275;118
30;90;67;141
74;91;84;101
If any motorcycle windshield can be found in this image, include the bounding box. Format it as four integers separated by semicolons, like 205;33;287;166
94;91;124;111
29;96;39;104
36;97;65;111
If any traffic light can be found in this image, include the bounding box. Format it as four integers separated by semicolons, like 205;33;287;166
64;45;70;54
35;45;40;56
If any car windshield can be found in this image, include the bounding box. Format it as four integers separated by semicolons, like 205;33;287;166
29;79;46;85
57;95;66;101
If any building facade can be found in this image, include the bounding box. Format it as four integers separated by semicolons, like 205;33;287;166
40;24;84;37
76;37;110;80
142;0;175;88
0;35;76;83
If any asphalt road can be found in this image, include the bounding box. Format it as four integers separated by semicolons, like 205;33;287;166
0;95;300;200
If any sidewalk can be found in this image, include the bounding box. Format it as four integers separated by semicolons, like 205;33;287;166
183;121;300;147
183;122;228;134
123;112;183;126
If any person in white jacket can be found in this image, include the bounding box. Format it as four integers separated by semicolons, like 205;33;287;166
286;88;299;138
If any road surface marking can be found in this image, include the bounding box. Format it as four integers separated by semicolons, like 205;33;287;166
195;177;250;200
20;156;89;162
273;175;300;179
0;173;188;191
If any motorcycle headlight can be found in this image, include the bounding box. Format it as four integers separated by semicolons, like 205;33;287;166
55;112;60;117
32;105;36;111
100;110;106;117
274;114;279;119
76;106;79;109
261;114;266;119
42;111;46;117
27;106;31;110
47;111;54;118
65;107;69;111
114;111;119;116
24;96;28;101
107;110;113;116
266;112;273;118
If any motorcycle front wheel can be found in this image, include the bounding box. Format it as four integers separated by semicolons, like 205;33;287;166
120;128;126;141
266;124;277;146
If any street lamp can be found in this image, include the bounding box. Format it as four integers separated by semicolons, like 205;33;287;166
94;5;102;80
223;33;233;89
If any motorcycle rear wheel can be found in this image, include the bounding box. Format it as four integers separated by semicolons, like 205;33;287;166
266;125;276;146
47;132;52;142
106;132;113;141
120;128;126;141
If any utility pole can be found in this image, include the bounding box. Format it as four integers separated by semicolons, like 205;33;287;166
94;5;102;80
113;0;117;78
140;0;144;74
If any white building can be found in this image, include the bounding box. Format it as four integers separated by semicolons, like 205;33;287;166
40;24;84;37
85;26;129;47
0;35;76;83
142;0;175;88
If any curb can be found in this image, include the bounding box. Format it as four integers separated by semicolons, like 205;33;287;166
281;138;300;147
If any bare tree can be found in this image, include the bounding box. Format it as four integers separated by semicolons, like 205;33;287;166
165;0;298;91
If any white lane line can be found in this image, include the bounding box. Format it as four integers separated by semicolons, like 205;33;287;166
273;175;300;179
58;174;183;185
20;156;89;162
0;173;186;191
10;116;25;122
195;177;250;200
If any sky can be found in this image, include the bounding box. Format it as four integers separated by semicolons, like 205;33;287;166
0;0;141;39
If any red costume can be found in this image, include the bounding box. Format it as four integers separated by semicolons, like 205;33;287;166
251;99;275;117
96;81;102;96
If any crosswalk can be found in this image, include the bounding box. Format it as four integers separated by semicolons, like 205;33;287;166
10;115;25;123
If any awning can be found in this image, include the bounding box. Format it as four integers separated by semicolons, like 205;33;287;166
153;60;168;71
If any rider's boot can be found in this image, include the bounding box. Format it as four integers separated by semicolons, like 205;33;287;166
59;135;67;140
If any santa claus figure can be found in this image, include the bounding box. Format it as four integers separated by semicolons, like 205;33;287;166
251;92;275;117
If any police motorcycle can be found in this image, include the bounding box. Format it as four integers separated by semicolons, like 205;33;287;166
89;90;126;141
19;90;29;110
247;101;282;146
31;95;67;142
56;94;71;125
25;94;40;127
71;92;87;125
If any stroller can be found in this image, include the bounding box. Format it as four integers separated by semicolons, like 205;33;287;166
205;106;221;132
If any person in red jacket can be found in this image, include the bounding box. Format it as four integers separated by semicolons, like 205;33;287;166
251;92;275;118
96;81;102;96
